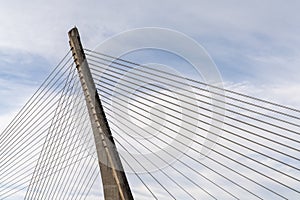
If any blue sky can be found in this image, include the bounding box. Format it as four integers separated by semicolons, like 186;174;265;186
1;0;300;199
1;0;300;120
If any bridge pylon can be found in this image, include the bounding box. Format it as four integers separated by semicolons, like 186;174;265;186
68;27;134;200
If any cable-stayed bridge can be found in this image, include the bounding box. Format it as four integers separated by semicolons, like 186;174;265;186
0;28;299;200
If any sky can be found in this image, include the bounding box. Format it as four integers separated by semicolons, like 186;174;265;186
1;0;300;123
0;0;300;199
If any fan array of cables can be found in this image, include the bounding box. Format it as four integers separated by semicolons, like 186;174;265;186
0;51;101;200
86;48;300;200
0;48;299;200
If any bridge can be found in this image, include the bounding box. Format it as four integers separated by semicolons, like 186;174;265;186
0;27;299;199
